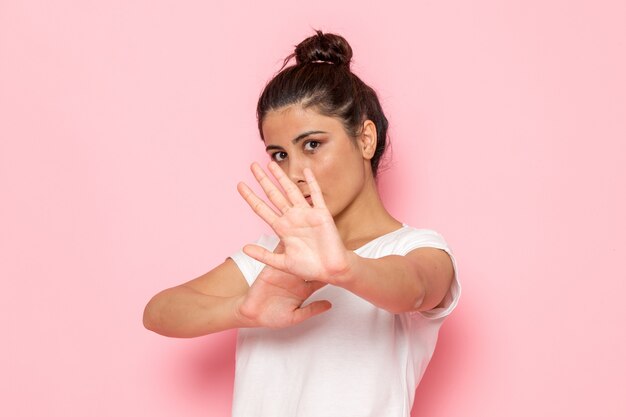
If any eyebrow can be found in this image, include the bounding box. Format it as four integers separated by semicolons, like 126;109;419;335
265;130;327;152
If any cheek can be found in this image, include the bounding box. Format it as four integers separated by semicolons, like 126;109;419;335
312;151;363;202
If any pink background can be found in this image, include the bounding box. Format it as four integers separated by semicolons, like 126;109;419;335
1;1;625;416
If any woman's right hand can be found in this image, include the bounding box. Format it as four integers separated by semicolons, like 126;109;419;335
235;263;332;329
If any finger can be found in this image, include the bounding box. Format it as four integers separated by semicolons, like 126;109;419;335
243;243;286;270
250;162;291;214
268;161;308;207
307;280;328;293
237;181;279;226
274;240;285;254
303;168;326;209
291;300;332;325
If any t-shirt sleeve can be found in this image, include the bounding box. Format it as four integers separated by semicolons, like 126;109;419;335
399;229;461;320
229;234;280;286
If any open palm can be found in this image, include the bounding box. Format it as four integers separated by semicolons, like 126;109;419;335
237;161;352;284
237;264;331;329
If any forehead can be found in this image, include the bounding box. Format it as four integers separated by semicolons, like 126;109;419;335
261;105;345;143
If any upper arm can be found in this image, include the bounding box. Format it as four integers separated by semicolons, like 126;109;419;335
181;258;250;298
405;247;455;312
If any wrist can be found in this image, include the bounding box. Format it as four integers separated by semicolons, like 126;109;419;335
330;250;360;288
230;294;258;329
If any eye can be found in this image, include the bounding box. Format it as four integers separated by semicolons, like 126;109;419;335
271;151;288;162
304;140;320;151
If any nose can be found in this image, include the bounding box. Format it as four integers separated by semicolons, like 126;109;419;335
285;154;308;186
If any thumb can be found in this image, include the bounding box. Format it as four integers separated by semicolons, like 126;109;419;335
291;300;332;325
275;240;285;254
307;280;328;293
243;244;284;270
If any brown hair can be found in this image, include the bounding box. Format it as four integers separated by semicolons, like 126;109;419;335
256;30;389;176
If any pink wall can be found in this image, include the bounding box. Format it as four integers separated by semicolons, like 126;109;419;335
1;1;625;416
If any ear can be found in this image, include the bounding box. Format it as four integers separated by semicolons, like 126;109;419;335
357;120;377;160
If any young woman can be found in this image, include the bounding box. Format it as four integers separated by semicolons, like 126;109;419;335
144;30;461;417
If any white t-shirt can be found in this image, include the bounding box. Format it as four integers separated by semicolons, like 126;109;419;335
229;224;461;417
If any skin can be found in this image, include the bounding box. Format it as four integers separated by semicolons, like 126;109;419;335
249;104;403;250
142;103;454;336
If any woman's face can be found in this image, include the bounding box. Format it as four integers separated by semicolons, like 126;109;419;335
261;104;373;218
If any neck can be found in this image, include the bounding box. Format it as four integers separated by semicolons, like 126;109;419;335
333;174;402;249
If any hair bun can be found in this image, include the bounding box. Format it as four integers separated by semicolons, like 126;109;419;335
293;30;352;68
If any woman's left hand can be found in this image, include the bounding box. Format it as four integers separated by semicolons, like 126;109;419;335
237;161;353;285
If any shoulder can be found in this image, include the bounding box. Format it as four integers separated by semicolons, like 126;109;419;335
395;225;450;253
397;226;461;320
362;224;451;257
229;234;280;286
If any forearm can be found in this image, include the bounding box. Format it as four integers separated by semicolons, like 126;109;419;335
337;252;425;314
143;286;250;338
